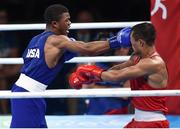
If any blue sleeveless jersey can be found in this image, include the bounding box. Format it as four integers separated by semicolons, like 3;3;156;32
20;31;77;85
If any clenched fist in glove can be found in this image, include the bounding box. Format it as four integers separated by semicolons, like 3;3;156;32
69;72;83;89
76;65;104;82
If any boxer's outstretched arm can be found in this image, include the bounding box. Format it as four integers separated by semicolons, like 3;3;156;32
51;27;131;56
62;40;110;56
109;54;136;70
49;34;110;55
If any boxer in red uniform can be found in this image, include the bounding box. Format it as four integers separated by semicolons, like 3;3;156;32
69;23;169;128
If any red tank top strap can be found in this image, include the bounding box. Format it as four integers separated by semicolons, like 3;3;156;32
134;56;141;64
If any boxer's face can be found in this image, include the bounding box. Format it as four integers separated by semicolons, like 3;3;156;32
52;12;71;35
130;32;140;54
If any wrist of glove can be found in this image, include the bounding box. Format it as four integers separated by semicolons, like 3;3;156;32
108;36;121;49
108;27;132;49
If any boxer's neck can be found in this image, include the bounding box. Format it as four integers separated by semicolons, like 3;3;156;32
141;46;156;58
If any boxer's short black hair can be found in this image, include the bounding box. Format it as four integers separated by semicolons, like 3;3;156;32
132;23;156;46
44;4;69;24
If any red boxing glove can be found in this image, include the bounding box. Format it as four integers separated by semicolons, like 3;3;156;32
69;72;91;89
76;65;104;82
69;72;82;89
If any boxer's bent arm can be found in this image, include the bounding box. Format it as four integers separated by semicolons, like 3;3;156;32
101;58;159;82
109;54;136;70
49;35;110;56
109;60;134;70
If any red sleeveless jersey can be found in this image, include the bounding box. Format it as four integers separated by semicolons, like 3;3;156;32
130;52;168;113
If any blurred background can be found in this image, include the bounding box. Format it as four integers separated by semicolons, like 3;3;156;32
0;0;150;54
0;0;150;115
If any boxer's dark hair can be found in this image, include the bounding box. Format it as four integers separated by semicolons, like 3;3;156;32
44;4;69;24
131;23;156;46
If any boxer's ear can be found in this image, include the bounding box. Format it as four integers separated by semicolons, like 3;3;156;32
51;21;58;28
139;39;145;47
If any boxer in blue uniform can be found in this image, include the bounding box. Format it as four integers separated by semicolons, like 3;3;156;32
10;4;132;128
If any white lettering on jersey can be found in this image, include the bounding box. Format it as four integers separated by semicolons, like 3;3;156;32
26;48;40;58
